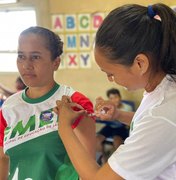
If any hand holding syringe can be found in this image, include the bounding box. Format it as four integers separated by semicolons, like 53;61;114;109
93;97;118;121
71;96;118;120
54;95;118;124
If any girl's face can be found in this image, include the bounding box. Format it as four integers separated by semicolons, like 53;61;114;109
108;94;121;107
17;34;59;88
94;47;147;91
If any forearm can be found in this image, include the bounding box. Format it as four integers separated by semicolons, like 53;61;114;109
115;111;135;126
0;156;9;180
60;126;100;180
74;117;96;180
74;117;96;158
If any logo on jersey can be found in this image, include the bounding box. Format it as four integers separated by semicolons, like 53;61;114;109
40;110;54;122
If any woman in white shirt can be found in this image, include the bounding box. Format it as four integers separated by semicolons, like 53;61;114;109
55;3;176;180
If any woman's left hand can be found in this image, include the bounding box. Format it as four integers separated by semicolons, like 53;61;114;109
54;95;86;128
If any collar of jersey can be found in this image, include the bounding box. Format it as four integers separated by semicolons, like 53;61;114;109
22;83;60;104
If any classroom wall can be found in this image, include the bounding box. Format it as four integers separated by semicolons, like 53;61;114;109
0;0;175;107
49;0;176;13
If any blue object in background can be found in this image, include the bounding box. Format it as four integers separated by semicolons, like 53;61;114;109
0;99;4;107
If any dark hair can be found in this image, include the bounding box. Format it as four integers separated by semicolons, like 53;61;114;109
16;76;26;90
106;88;121;98
95;4;176;77
20;26;63;60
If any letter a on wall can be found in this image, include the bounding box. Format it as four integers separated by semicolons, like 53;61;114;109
52;15;64;32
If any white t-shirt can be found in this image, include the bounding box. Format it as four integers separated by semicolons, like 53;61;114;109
122;103;133;112
108;75;176;180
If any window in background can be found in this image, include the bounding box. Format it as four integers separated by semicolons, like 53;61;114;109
0;9;36;72
0;0;17;4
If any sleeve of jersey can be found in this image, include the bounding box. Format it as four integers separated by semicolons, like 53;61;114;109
0;109;7;147
71;92;94;129
108;116;176;179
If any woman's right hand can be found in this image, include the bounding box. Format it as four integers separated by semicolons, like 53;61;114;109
95;97;119;121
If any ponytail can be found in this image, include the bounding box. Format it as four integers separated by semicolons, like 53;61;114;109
152;4;176;76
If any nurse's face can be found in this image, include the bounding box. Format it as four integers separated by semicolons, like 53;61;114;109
94;47;147;91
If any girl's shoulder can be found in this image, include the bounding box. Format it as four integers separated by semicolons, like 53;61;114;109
2;90;23;107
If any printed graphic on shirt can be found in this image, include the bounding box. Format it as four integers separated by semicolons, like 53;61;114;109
4;108;58;152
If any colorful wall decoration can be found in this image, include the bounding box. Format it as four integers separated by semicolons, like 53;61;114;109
51;13;105;69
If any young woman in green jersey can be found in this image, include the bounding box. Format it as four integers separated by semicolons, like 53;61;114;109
0;26;95;180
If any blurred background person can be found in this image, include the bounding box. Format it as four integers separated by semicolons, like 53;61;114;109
96;88;133;165
0;76;26;97
0;76;26;107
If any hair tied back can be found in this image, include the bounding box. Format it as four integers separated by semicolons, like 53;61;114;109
147;5;156;18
